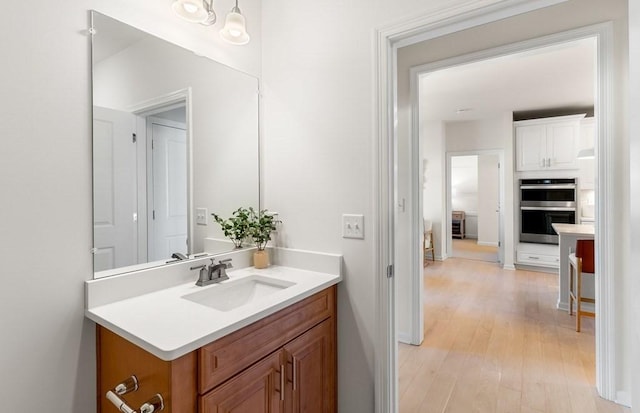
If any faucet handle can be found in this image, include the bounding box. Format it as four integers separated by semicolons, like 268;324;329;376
219;258;233;268
191;264;209;286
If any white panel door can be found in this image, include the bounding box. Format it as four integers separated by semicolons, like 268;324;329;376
149;121;187;261
477;154;500;251
546;121;579;170
515;124;546;171
93;107;137;271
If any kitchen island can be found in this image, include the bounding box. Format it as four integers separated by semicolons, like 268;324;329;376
551;223;595;312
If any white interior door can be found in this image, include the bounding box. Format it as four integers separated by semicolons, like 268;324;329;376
477;154;500;260
148;119;187;261
93;106;137;271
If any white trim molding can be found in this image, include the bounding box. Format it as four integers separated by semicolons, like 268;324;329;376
374;2;618;412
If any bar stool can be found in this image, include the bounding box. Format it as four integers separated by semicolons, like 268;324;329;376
568;239;595;332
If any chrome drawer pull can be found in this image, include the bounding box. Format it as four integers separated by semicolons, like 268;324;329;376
106;376;164;413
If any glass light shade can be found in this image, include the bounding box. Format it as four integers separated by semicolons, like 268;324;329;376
220;8;250;45
172;0;209;23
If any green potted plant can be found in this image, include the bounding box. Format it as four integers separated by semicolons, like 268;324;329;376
248;207;280;268
211;207;251;248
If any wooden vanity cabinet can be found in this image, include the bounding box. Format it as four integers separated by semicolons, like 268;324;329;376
97;286;336;413
96;326;197;412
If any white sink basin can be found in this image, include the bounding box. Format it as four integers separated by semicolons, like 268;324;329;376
182;275;296;312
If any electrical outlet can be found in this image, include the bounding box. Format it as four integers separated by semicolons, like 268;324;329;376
342;214;364;239
196;208;208;225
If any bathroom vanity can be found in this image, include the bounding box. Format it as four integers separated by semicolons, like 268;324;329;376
97;286;336;412
86;251;342;413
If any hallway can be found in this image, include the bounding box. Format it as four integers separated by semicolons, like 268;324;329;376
399;259;627;413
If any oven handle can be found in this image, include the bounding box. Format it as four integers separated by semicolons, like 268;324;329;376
520;184;576;190
520;206;576;211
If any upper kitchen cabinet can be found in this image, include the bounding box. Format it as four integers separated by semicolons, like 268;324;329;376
515;114;585;171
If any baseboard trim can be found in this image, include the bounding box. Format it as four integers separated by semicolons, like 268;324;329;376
615;391;631;407
477;241;499;247
397;332;412;345
502;264;516;271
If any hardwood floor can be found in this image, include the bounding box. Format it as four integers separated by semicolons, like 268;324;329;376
451;239;499;263
399;258;628;413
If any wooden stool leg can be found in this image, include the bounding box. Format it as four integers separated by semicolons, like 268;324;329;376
576;260;582;332
568;262;574;316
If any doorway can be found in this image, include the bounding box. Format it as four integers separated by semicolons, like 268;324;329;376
130;89;191;264
382;18;617;411
447;152;502;263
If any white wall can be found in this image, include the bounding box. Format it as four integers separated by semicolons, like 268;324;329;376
0;1;261;411
451;155;478;213
260;0;505;410
446;118;508;151
397;0;629;401
422;123;447;260
628;0;640;410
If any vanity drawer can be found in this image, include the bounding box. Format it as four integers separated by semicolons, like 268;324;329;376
198;286;335;394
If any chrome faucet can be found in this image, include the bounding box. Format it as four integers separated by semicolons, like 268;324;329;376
171;252;189;260
191;258;232;286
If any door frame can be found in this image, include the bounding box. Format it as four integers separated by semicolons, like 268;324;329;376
445;150;505;262
407;22;616;400
130;88;193;256
373;2;618;412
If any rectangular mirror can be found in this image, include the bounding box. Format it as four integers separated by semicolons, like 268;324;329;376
91;11;259;278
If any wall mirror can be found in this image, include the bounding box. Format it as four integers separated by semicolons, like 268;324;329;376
91;11;259;278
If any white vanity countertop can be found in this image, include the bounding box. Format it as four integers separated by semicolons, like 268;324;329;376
86;265;341;361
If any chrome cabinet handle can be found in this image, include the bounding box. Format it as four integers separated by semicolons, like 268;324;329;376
106;376;164;413
546;158;551;167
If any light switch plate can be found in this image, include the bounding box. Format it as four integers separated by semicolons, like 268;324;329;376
196;208;208;225
342;214;364;239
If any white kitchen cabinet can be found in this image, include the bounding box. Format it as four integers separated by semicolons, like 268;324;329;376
516;242;560;269
515;114;585;172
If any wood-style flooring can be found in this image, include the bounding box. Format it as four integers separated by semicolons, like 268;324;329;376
399;258;628;413
452;238;499;263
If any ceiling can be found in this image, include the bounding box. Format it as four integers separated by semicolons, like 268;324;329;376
420;37;596;122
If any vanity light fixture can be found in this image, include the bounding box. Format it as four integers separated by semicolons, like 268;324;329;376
172;0;217;26
220;0;250;45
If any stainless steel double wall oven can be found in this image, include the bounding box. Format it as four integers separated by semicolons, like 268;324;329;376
519;178;577;244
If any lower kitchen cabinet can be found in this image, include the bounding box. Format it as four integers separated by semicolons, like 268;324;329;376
97;286;336;413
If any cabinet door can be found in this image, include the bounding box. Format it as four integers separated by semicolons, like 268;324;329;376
200;351;284;413
283;319;336;413
515;124;546;171
546;121;579;170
